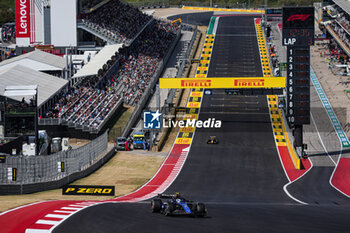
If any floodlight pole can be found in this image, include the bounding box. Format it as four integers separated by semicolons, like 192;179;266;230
156;84;160;112
264;0;267;30
35;89;39;156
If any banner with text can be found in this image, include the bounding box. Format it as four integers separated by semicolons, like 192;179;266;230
62;185;115;196
159;77;286;89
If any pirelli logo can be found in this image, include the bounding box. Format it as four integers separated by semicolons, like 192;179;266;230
234;79;265;87
160;77;286;89
62;185;115;196
181;79;211;88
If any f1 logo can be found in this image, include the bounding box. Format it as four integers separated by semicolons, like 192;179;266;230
143;110;162;129
286;14;310;22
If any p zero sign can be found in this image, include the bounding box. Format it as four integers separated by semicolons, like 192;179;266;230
62;185;115;196
15;0;33;46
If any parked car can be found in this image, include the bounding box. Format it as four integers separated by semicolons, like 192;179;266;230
115;137;127;151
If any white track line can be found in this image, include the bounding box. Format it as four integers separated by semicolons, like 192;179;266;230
53;210;75;214
310;68;350;198
35;220;60;225
25;229;49;233
310;113;337;166
45;214;66;219
266;97;308;205
280;108;314;203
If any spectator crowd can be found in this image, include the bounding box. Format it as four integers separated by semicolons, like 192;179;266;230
82;0;152;44
114;20;178;105
330;19;350;50
337;15;350;32
42;18;179;131
1;23;16;43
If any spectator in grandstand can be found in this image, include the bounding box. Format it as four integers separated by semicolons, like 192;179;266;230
1;23;16;43
83;0;152;44
330;21;350;48
42;19;178;132
113;20;178;105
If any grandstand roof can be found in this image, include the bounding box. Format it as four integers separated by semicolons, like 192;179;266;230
0;49;66;72
333;0;350;15
0;65;68;107
73;43;123;78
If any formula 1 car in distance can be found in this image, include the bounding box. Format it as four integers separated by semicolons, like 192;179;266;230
207;136;218;144
151;194;207;217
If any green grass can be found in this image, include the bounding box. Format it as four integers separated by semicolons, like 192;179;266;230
108;106;134;142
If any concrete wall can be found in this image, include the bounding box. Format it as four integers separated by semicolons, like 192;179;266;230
50;0;77;47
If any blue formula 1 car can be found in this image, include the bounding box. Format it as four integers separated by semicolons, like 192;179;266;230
151;193;207;217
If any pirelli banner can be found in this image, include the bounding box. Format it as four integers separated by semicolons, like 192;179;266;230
62;185;115;196
159;77;286;89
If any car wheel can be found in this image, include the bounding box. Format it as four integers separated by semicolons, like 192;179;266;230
164;203;174;216
151;199;162;213
196;203;207;217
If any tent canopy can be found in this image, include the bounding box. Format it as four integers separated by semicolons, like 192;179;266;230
0;49;66;72
0;65;68;107
73;43;122;78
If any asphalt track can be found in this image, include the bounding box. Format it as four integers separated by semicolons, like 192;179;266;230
54;16;350;233
167;12;214;26
285;79;350;205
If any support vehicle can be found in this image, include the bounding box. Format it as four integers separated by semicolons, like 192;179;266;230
133;132;146;149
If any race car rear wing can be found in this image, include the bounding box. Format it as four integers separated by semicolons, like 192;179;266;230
157;194;175;199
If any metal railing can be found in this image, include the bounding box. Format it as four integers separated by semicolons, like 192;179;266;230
89;100;123;134
0;131;108;185
38;118;61;125
127;0;169;9
77;21;118;44
165;26;198;110
176;26;198;78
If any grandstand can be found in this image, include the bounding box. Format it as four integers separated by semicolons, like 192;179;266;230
41;19;178;134
322;0;350;56
0;0;179;141
79;0;153;45
0;23;15;44
0;65;69;138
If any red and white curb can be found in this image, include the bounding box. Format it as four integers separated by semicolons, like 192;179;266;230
25;202;100;233
113;145;190;202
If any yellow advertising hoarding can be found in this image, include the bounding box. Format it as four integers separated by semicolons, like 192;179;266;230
159;77;286;89
182;6;265;13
